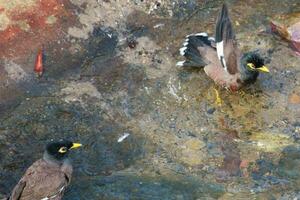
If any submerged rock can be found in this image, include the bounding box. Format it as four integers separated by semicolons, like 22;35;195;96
277;146;300;179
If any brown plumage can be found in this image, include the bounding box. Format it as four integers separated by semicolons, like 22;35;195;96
177;4;269;91
8;140;82;200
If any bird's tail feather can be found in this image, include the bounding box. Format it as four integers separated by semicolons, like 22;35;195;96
176;32;215;67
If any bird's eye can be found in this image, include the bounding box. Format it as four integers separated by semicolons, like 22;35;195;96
58;147;68;153
247;63;255;70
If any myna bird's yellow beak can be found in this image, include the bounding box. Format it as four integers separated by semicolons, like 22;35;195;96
257;66;270;73
70;143;82;149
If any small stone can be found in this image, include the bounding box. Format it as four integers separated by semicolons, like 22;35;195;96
289;93;300;104
169;123;176;129
45;15;57;25
127;38;138;49
207;107;216;114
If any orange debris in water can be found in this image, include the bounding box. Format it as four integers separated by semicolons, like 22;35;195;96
34;49;43;77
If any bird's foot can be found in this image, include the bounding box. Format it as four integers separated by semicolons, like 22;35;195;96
213;88;222;106
238;90;246;97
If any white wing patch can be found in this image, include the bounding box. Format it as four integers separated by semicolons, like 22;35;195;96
195;32;208;37
216;41;224;60
186;32;208;38
216;41;228;72
179;47;187;56
208;37;215;42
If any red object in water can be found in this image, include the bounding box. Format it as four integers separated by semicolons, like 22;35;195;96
34;49;43;77
270;19;300;55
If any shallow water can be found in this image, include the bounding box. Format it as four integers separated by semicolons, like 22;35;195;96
0;0;300;199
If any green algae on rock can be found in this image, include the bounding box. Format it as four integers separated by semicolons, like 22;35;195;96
250;132;293;152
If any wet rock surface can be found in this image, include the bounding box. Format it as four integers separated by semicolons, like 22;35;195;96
0;0;300;199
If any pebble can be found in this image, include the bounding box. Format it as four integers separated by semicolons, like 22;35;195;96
207;107;216;114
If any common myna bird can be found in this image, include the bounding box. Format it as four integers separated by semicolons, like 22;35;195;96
8;140;82;200
177;4;269;91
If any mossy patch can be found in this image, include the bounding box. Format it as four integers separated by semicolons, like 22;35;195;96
250;132;293;152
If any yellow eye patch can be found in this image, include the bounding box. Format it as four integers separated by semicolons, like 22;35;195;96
58;147;67;153
247;63;256;70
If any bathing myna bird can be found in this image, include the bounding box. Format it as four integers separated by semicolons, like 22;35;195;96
177;3;269;91
8;140;82;200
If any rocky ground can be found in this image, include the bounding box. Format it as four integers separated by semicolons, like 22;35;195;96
0;0;300;199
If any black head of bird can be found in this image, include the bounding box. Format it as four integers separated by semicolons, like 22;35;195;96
244;53;269;73
177;3;270;91
240;52;269;84
45;140;82;162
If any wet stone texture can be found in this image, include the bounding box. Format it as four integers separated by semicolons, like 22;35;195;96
0;0;300;199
